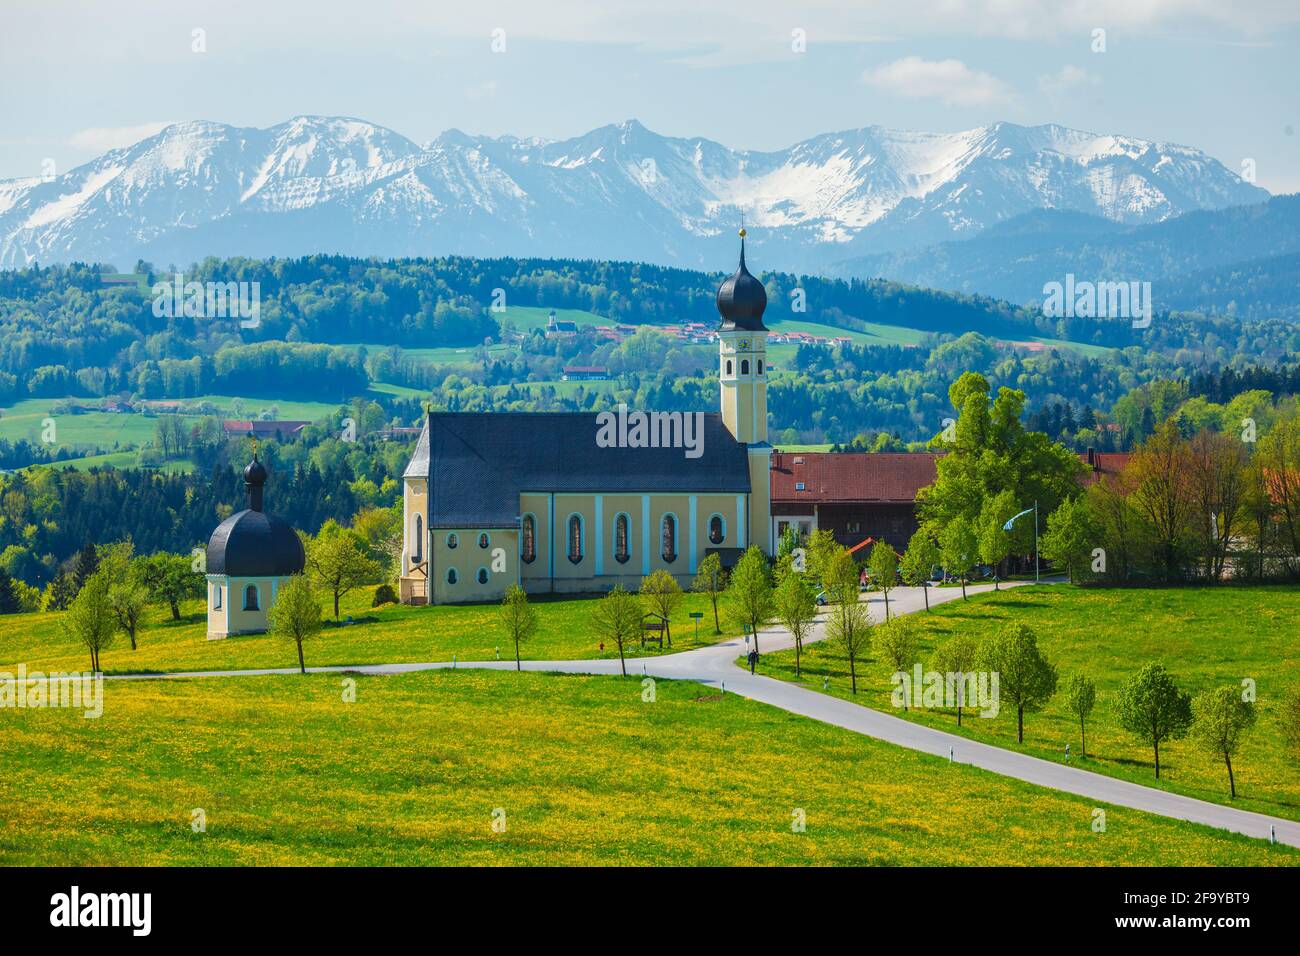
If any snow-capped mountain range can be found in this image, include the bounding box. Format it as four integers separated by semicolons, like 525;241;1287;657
0;115;1268;272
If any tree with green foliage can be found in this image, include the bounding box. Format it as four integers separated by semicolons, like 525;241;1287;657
773;570;818;678
307;523;381;621
137;552;203;620
71;541;99;594
1062;673;1097;757
874;616;920;708
725;546;774;653
899;530;940;611
931;634;979;725
498;584;537;671
268;573;323;675
978;623;1058;743
639;569;683;648
61;570;115;671
825;550;872;694
691;552;726;635
0;567;19;614
805;528;841;592
1040;496;1097;583
1190;686;1256;798
977;490;1017;588
1284;685;1300;762
43;572;76;612
591;585;642;677
1118;662;1193;779
939;516;977;600
867;540;898;620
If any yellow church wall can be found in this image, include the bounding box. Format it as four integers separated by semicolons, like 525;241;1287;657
402;478;428;573
206;575;284;639
429;528;519;604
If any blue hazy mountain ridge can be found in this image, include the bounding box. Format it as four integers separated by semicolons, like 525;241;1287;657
834;194;1298;314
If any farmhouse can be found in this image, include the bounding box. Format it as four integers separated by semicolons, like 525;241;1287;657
399;233;774;604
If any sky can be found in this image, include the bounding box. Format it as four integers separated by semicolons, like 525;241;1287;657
2;0;1298;191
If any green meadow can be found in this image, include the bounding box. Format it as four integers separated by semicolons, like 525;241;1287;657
0;588;738;676
0;669;1292;866
756;585;1300;823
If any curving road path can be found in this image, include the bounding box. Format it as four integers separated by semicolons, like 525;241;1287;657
108;580;1299;849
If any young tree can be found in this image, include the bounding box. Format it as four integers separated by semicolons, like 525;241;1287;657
1118;662;1193;779
137;552;203;620
1186;430;1248;581
977;490;1017;588
1190;686;1256;798
61;570;116;671
931;634;978;725
108;580;149;651
978;622;1058;743
639;569;683;647
874;616;918;707
691;552;726;634
773;570;817;678
825;550;872;694
268;573;323;675
1040;497;1096;583
805;528;841;592
1128;423;1196;582
899;530;940;611
0;567;20;614
498;584;537;671
939;516;977;600
307;526;381;621
591;585;642;677
725;545;774;653
1284;685;1300;762
1062;673;1097;757
867;540;898;620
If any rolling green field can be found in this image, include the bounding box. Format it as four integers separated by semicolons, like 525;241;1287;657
0;669;1291;865
756;585;1300;822
0;587;737;676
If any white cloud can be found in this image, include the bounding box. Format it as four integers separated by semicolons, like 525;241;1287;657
861;57;1013;107
1037;65;1101;98
68;122;173;152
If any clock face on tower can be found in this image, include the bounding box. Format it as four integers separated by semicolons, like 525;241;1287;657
737;338;752;351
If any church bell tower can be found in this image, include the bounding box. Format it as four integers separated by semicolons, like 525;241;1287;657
716;227;772;554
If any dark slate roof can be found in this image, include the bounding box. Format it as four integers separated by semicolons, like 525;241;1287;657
407;412;752;529
207;509;306;577
716;235;768;332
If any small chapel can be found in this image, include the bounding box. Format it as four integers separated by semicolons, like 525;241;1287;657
398;231;774;604
205;450;306;637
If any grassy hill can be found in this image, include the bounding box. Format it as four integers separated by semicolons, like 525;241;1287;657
758;585;1300;823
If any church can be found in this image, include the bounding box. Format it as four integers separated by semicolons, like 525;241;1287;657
398;232;774;604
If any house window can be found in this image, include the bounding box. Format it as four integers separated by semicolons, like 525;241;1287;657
446;568;458;585
521;514;536;564
477;567;489;585
213;585;222;610
567;514;584;564
413;515;423;562
661;514;677;562
614;513;630;564
446;532;459;549
708;514;726;545
741;359;750;374
243;584;259;611
478;532;490;549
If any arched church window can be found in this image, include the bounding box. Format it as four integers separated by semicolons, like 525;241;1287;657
477;567;489;585
661;514;677;562
708;514;726;545
243;584;259;611
213;585;222;610
757;360;763;375
478;532;490;549
615;514;630;564
725;360;733;375
741;359;750;375
446;568;458;585
521;515;536;564
413;514;423;562
446;533;459;550
567;514;584;564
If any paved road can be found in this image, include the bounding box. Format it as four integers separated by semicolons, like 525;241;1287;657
108;580;1299;849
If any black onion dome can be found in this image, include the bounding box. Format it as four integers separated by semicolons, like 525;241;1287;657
206;510;305;577
206;453;304;577
715;230;768;332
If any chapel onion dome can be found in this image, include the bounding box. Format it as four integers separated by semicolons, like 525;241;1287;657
715;227;768;332
206;451;305;578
